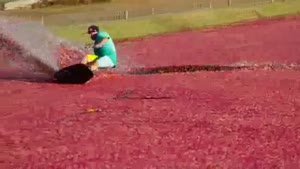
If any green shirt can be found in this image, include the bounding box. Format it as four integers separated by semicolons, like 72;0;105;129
94;31;117;66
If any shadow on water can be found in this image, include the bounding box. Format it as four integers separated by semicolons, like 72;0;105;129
125;63;300;75
126;64;250;75
1;64;298;84
0;64;248;84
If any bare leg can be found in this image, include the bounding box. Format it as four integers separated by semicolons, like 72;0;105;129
89;62;99;71
81;55;88;64
81;54;101;72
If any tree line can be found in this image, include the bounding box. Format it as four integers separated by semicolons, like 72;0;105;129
35;0;112;7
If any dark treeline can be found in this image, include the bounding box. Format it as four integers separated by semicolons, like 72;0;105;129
32;0;112;8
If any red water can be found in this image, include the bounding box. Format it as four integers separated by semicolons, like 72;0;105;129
1;15;300;168
118;15;300;67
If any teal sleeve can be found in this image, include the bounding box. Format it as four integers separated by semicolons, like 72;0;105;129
98;31;110;38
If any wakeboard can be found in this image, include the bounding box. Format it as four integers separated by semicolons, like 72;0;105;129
53;63;94;84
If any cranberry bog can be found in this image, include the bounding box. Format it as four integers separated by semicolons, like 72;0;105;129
1;15;300;168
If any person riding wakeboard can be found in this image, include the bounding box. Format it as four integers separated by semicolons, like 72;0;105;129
81;25;117;72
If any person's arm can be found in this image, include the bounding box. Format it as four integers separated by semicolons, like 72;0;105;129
94;31;111;48
94;37;110;48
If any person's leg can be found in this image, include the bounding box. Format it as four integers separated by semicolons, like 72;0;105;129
89;63;99;71
81;55;89;64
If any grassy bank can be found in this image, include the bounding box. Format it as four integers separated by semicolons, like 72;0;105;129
50;0;300;43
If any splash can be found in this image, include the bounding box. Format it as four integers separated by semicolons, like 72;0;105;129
0;17;60;71
0;16;87;80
